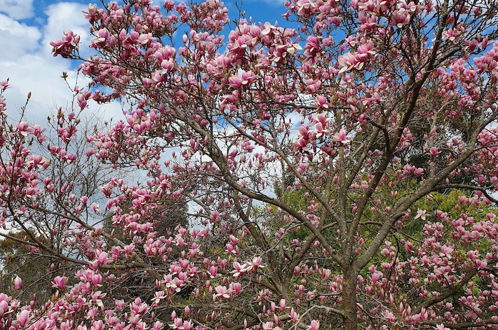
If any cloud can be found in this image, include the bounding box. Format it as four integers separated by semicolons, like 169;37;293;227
0;14;40;60
0;0;34;19
1;54;86;122
42;2;91;57
0;2;122;125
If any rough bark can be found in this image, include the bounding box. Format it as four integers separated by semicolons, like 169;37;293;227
341;267;358;330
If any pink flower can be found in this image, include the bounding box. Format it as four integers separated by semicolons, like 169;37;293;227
91;202;100;212
382;310;395;323
391;9;410;27
371;271;383;284
0;80;9;91
413;167;424;176
115;299;125;310
13;276;23;290
229;71;255;88
338;53;359;72
161;59;175;72
0;301;8;318
262;322;274;330
53;276;68;289
475;259;487;269
232;262;251;277
214;285;230;299
138;33;153;45
152;321;164;330
298;125;311;140
50;31;80;57
155;46;176;61
229;76;243;88
95;251;109;266
309;320;320;330
16;121;30;135
415;209;427;220
333;129;349;144
208;265;218;278
240;71;256;85
430;147;440;156
290;308;299;322
17;310;30;327
250;256;263;270
229;282;242;295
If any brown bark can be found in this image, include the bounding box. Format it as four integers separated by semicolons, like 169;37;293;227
341;267;358;330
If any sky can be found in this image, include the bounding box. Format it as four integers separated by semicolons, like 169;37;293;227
0;0;286;124
0;0;288;234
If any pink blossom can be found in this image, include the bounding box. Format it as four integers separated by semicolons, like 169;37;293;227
17;310;30;327
50;31;80;57
333;129;349;144
53;276;68;289
338;53;359;72
13;276;23;290
436;325;450;330
309;320;320;330
0;80;8;91
214;285;230;299
290;308;299;322
91;202;100;212
382;310;395;323
229;282;242;295
391;9;410;27
415;209;427;220
0;300;8;318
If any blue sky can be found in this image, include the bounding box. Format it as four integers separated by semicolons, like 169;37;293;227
0;0;286;123
6;0;287;28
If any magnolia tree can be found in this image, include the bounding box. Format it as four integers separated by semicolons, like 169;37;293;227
0;104;120;306
1;0;498;328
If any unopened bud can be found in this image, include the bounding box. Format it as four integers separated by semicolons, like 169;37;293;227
13;276;23;290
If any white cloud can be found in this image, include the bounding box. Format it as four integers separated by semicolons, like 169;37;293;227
42;2;91;57
0;2;122;125
2;54;78;121
0;14;40;60
0;0;34;19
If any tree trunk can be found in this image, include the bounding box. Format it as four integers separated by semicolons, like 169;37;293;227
342;267;358;330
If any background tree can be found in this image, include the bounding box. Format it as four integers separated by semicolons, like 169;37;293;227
0;103;116;304
0;0;498;329
0;231;53;305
